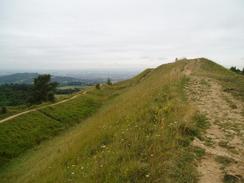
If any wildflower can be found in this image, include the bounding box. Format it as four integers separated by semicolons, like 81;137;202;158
145;174;150;178
101;145;106;148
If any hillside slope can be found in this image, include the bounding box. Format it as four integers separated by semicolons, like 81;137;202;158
0;58;243;183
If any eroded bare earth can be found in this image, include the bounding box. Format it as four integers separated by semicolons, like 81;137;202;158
186;76;244;183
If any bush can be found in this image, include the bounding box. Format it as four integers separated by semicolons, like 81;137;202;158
0;84;32;106
230;66;244;75
107;78;112;85
96;84;100;89
1;106;7;114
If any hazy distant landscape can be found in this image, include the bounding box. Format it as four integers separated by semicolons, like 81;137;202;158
0;69;139;107
0;69;140;83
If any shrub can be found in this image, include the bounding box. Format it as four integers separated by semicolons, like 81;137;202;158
107;78;112;85
1;106;7;114
96;83;100;89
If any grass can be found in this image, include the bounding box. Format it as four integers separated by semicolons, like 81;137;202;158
0;89;117;168
0;105;28;120
222;95;238;109
215;156;235;167
0;58;234;183
0;60;206;183
192;147;205;158
0;93;76;120
197;58;244;102
218;141;232;149
57;85;85;90
204;137;214;147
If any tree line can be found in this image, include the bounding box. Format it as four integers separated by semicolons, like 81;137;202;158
0;75;113;114
230;66;244;75
95;78;112;90
0;74;58;114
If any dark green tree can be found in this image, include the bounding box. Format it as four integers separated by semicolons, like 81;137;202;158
30;74;58;104
230;66;241;74
95;83;100;89
107;78;112;85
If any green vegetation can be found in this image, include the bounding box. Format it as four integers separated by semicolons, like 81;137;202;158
192;147;205;158
0;94;103;167
0;60;208;183
0;107;7;114
230;66;244;75
0;84;32;106
215;156;235;167
1;58;239;183
107;78;112;85
29;74;58;104
96;83;101;89
0;106;27;120
197;58;244;102
0;74;91;107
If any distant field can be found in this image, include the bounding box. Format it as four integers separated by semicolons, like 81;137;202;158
57;85;85;90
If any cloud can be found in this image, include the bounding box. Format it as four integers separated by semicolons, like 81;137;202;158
0;0;244;70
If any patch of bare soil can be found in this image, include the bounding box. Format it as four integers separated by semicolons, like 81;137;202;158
186;76;244;183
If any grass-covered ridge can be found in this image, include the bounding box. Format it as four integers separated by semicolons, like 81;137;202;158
197;58;244;101
0;60;209;183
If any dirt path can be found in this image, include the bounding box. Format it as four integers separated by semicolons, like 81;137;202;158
0;91;87;124
185;76;244;183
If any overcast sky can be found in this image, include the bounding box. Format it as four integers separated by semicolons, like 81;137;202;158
0;0;244;70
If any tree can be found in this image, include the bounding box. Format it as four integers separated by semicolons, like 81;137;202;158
230;66;241;74
107;78;112;85
1;106;7;114
29;74;58;104
95;83;100;89
242;68;244;75
230;66;237;72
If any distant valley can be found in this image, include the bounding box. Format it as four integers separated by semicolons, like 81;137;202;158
0;73;102;86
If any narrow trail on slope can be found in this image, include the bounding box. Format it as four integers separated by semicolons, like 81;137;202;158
185;76;244;183
0;91;87;124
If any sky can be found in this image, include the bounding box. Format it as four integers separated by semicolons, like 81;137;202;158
0;0;244;70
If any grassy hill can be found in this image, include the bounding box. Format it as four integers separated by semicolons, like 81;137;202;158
0;58;243;183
